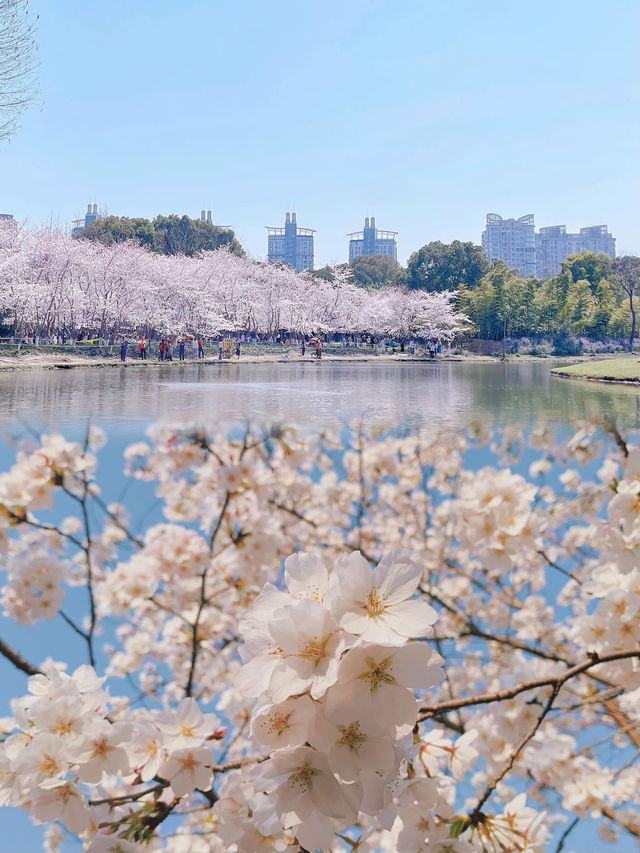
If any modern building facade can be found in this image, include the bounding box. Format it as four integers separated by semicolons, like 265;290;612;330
72;203;102;237
482;213;617;277
266;212;315;272
481;213;537;277
536;224;616;277
347;217;398;262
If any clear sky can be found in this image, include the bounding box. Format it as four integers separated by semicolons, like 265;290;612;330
1;0;638;265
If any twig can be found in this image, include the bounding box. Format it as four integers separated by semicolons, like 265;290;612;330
0;635;42;676
471;680;561;814
555;816;579;853
418;649;640;720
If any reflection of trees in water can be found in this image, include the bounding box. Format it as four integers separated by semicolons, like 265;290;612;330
0;363;639;431
450;363;640;430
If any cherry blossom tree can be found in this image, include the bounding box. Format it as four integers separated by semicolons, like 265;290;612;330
0;225;469;342
0;416;639;852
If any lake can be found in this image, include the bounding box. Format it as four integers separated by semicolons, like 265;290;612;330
0;360;638;438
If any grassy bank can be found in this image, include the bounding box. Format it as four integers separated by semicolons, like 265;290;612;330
552;357;640;383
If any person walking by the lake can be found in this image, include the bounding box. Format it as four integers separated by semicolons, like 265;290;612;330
120;339;127;362
198;338;204;358
138;337;146;360
191;337;198;359
218;341;223;360
301;340;306;357
315;338;322;359
166;341;173;361
179;340;185;361
235;341;241;359
158;340;166;361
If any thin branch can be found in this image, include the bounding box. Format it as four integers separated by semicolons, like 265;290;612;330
418;649;640;720
600;416;629;458
555;817;579;853
59;609;89;640
92;492;144;548
0;635;42;676
89;782;167;807
538;549;580;584
471;680;561;815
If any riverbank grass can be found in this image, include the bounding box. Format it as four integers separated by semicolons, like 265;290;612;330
552;357;640;382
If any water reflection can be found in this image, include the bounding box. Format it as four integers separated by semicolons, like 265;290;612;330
0;361;638;433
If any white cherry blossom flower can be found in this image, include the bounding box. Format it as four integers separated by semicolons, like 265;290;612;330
251;695;317;749
283;552;330;601
329;550;437;644
159;747;214;798
325;642;443;736
30;782;89;833
67;720;132;783
251;746;355;851
11;732;68;789
308;710;395;783
155;698;219;750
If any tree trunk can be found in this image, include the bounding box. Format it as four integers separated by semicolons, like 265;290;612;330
629;290;636;352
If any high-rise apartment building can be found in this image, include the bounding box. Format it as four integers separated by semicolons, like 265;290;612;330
266;212;315;272
536;224;616;277
347;217;398;262
482;213;617;277
481;214;537;277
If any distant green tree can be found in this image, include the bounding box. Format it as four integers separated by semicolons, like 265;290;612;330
153;215;244;257
350;255;405;289
533;279;562;335
560;251;612;286
563;279;597;336
613;256;640;349
591;279;617;339
460;261;527;341
82;216;156;249
308;265;338;282
79;214;244;257
407;241;489;292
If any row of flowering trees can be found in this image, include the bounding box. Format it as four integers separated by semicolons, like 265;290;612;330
0;417;639;851
0;225;469;341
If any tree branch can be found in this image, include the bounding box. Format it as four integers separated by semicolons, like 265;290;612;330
0;635;42;676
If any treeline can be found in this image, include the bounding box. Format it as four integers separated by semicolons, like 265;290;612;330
0;225;469;342
459;253;640;345
68;218;640;345
79;214;244;258
338;241;640;346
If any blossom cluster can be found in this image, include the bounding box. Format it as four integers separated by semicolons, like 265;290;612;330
0;664;222;843
234;550;441;849
0;419;639;851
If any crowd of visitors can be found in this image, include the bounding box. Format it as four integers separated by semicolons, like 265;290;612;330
110;332;451;362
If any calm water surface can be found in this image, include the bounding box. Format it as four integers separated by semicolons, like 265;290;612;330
0;360;636;436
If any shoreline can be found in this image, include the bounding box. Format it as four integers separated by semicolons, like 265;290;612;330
551;357;640;385
0;352;481;371
0;353;576;371
0;350;626;373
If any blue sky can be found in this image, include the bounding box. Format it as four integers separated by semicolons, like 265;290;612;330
0;0;638;265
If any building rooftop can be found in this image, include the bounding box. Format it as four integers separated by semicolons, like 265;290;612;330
347;229;398;240
266;226;315;236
